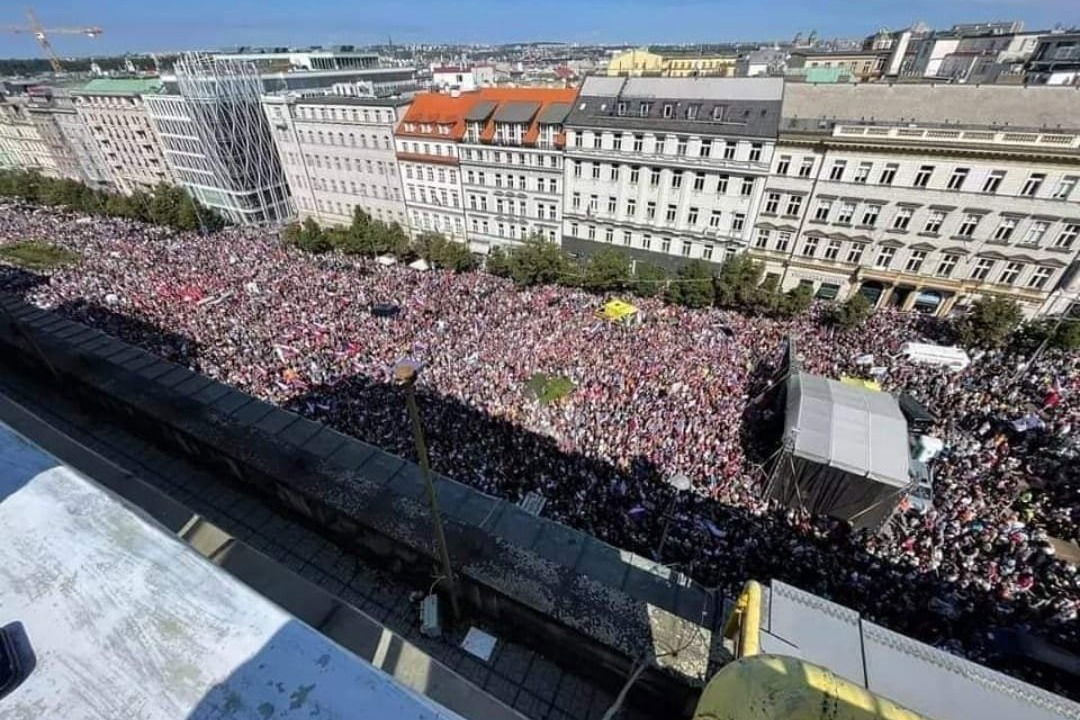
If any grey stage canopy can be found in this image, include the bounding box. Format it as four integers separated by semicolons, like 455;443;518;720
767;372;911;530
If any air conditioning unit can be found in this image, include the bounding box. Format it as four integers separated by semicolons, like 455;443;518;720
420;594;441;638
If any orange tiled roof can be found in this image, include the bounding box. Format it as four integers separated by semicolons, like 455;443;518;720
395;87;579;146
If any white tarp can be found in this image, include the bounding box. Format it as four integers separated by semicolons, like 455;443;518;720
900;342;971;371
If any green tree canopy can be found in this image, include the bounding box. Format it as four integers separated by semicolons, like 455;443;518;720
581;248;632;292
772;283;814;318
508;236;570;286
825;292;873;330
1014;316;1080;351
631;262;668;298
714;253;768;311
667;259;715;308
956;295;1024;348
485;246;513;278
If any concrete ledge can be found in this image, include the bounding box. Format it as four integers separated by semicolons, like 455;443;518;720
0;294;720;715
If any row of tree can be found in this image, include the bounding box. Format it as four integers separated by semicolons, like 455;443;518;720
0;170;225;233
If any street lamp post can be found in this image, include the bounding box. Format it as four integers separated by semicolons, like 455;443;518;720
654;473;692;563
393;359;461;622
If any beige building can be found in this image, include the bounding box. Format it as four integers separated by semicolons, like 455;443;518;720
606;48;737;77
0;93;52;173
755;83;1080;318
787;50;889;82
263;94;411;228
72;78;174;194
605;49;664;76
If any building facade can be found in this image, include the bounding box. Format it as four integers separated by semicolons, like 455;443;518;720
459;88;577;253
561;76;783;270
0;92;51;173
755;83;1080;317
21;86;115;187
394;92;476;242
1026;33;1080;86
787;50;889;82
71;78;174;194
262;94;410;228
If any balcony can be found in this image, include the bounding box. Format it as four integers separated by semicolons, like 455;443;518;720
833;124;1080;150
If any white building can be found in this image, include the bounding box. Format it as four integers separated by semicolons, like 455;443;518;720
755;83;1080;317
71;77;174;194
0;92;51;173
561;76;784;269
458;88;577;252
263;94;411;228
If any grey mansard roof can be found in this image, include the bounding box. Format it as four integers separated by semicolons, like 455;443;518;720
564;76;783;139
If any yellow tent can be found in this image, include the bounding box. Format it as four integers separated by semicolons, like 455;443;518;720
840;376;882;392
597;299;640;325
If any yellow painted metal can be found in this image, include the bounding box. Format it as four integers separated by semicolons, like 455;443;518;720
693;654;929;720
721;580;762;658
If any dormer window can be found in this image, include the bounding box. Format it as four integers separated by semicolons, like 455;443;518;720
712;105;725;121
686;104;700;120
617;101;627;116
466;121;481;143
639;102;652;117
662;103;674;118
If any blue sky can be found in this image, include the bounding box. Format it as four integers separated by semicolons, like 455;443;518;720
2;0;1077;57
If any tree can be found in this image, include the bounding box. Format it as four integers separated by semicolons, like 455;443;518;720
714;253;768;311
1015;317;1080;351
508;236;570;286
412;231;450;263
437;240;479;272
582;248;632;292
631;262;668;298
667;259;715;308
772;283;814;318
294;217;331;254
956;295;1024;348
485;246;512;278
825;292;873;330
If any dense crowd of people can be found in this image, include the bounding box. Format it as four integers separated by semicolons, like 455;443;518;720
1;201;1077;695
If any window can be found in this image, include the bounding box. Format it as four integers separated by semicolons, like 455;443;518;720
712;105;725;121
836;202;856;224
680;240;692;257
993;217;1018;241
592;163;601;179
626;199;637;216
693;172;706;191
824;240;841;260
1052;176;1077;200
607;196;617;214
732;213;746;232
878;164;898;186
859;205;880;227
646;202;656;220
970;258;995;281
798;158;814;178
982;170;1005;194
1055;223;1079;249
776;155;791;175
814;200;833;221
764;192;781;214
1021;220;1049;246
829;160;846;181
874;246;896;269
775;232;791;252
686;104;700;120
741;178;754;196
642;235;652;250
666;204;677;223
899;250;926;273
785;196;803;217
958;214;981;237
709;210;722;228
589;195;599;213
617;102;627;116
588;225;596;240
633;134;643;152
935;254;959;278
661;237;671;254
853;162;872;184
593;132;603;149
947;168;969;191
610;164;620;181
846;244;865;264
716;175;729;194
892;207;913;230
749;143;763;162
1020;173;1045;197
677;137;688;156
672;171;683;189
629;166;640;184
703;244;714;260
1028;267;1054;289
663;103;674;118
622;230;632;246
924;210;945;234
650;168;661;186
573;161;582;178
755;228;771;248
999;262;1023;285
605;227;614;243
801;237;819;257
700;139;712;158
720;141;736;160
913;165;934;188
572;192;581;210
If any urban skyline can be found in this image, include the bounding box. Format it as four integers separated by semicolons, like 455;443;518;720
1;0;1078;57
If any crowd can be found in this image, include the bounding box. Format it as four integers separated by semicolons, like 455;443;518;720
1;201;1077;694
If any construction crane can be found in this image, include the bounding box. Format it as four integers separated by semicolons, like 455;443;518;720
2;7;103;74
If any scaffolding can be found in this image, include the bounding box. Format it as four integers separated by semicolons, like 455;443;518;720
171;53;292;225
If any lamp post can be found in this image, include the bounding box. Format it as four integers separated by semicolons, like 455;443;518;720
393;359;461;622
654;473;692;563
